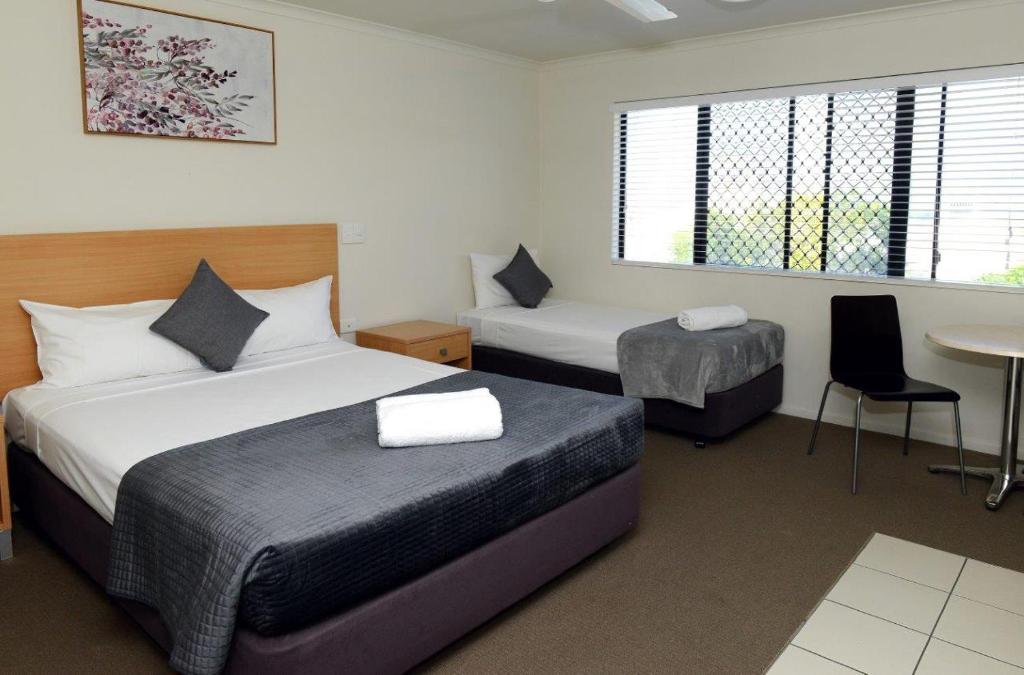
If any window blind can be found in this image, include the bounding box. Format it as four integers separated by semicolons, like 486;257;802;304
613;65;1024;287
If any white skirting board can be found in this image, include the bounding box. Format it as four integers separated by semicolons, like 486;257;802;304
777;402;1000;457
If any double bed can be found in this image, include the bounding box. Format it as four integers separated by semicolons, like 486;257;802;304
1;225;644;675
458;299;785;444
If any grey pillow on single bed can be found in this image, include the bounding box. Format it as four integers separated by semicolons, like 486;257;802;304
493;245;552;309
150;259;269;372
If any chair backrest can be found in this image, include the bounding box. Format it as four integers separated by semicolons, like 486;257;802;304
830;295;906;382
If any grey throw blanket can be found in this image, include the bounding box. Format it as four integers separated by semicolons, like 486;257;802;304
107;371;643;675
617;319;784;408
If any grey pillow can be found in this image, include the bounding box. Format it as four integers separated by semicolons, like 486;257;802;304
493;245;553;309
151;259;269;372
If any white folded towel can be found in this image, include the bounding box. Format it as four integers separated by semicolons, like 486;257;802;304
376;388;504;448
677;305;748;331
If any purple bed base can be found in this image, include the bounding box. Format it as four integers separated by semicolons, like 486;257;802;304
9;443;641;674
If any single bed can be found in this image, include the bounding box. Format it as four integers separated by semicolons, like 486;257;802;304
1;225;643;675
458;299;671;373
458;299;784;444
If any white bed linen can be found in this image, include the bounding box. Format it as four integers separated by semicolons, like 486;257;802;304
457;299;671;373
3;340;459;524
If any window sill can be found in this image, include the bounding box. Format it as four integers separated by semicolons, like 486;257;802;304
610;258;1024;296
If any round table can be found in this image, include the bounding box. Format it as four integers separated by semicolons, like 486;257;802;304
927;325;1024;510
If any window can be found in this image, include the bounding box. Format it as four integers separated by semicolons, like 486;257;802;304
613;66;1024;287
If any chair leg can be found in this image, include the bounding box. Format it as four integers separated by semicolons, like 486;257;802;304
903;402;913;456
852;393;864;495
808;380;833;455
953;401;967;496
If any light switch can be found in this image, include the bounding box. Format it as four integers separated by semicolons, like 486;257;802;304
339;317;358;333
342;223;366;244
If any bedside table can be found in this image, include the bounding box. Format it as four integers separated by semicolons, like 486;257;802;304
1;415;11;560
356;320;472;369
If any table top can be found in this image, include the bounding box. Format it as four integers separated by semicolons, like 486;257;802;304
355;320;469;344
926;324;1024;358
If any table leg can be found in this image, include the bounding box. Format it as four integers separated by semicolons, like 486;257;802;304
930;356;1024;510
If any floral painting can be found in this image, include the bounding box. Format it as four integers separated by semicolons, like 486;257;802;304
78;0;276;143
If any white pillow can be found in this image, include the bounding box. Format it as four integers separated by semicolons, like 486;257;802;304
237;276;338;357
20;299;204;388
470;248;540;310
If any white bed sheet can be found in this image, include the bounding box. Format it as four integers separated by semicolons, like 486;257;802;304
3;340;459;524
457;299;671;374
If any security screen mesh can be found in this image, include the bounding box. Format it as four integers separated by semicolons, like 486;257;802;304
615;69;1024;286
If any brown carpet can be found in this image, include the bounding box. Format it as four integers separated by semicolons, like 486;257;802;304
2;414;1022;674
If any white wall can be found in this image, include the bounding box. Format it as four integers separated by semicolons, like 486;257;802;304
539;0;1024;455
5;0;1022;454
0;0;539;330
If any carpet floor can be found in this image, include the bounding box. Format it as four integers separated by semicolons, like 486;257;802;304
2;413;1022;674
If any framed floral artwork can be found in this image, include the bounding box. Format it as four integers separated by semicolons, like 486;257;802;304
77;0;276;144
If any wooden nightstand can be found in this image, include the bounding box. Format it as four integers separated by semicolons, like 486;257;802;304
356;321;472;369
0;415;11;560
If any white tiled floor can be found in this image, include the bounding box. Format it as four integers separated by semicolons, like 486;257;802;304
767;533;1024;674
955;560;1024;616
826;564;948;633
855;534;965;591
916;639;1023;675
770;645;860;674
935;597;1024;668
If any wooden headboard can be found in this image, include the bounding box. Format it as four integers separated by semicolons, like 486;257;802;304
0;224;339;399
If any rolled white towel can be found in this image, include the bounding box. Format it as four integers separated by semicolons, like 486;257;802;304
376;388;504;448
677;305;748;331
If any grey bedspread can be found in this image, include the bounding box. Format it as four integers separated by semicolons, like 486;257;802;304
106;370;644;675
617;319;784;408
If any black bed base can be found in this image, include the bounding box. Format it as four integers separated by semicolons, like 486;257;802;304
9;443;641;675
472;346;783;444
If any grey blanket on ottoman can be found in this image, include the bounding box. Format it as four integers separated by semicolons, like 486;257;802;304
617;319;784;408
106;370;643;675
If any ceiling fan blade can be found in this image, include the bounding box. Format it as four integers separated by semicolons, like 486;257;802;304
604;0;678;22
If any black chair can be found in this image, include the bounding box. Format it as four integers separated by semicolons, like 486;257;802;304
808;295;967;495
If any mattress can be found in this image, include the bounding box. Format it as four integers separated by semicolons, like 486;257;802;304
3;340;459;523
457;299;671;373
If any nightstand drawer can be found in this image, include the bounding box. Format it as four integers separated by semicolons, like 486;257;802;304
407;333;469;364
356;320;472;369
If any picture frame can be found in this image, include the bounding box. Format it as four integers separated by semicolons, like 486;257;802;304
76;0;277;144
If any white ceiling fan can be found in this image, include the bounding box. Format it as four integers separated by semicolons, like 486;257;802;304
538;0;755;24
536;0;675;22
603;0;678;22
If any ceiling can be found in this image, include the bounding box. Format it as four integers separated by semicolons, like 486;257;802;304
283;0;940;62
